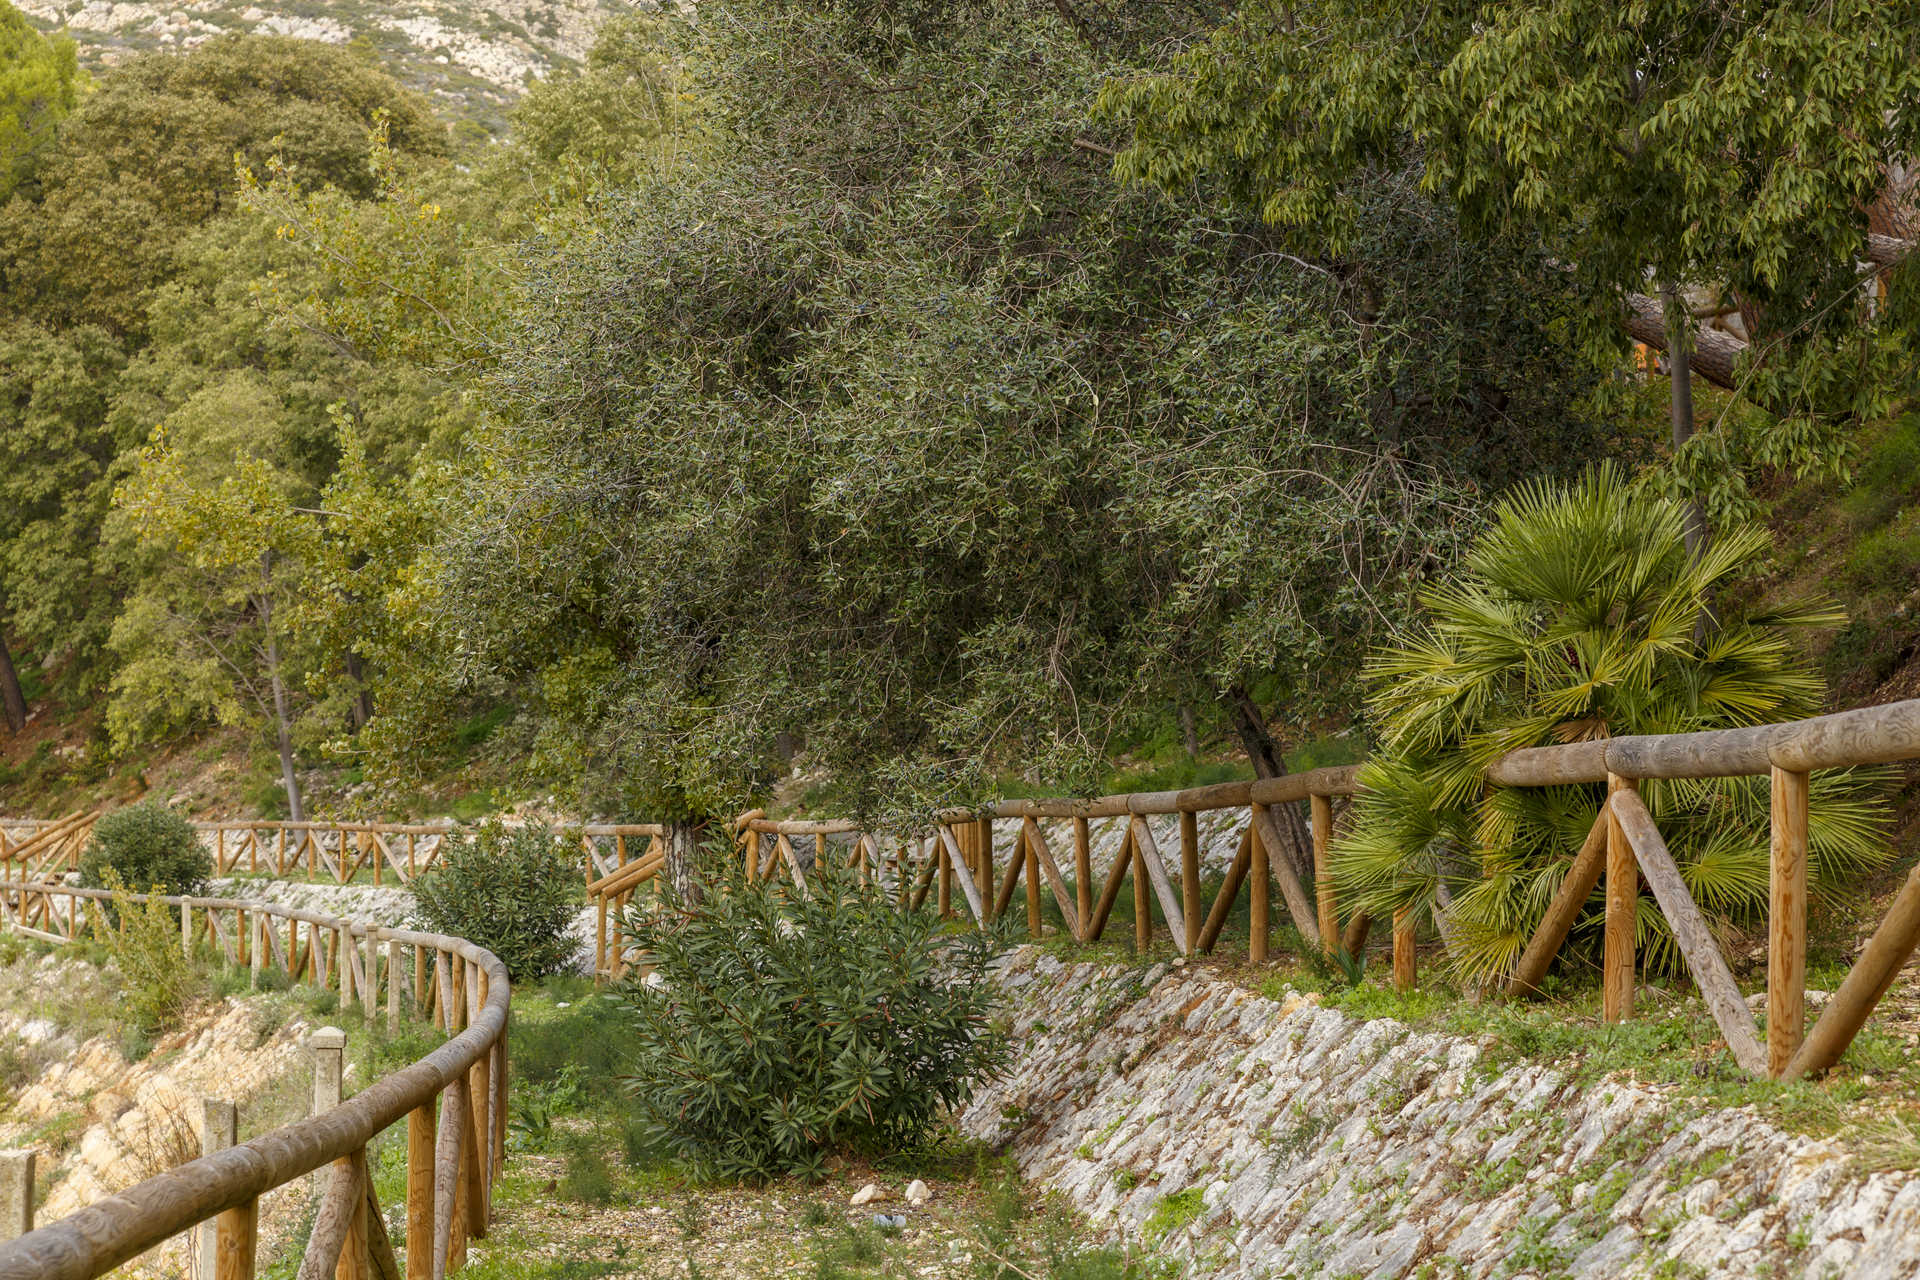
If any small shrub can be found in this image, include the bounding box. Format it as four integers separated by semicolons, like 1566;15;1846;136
101;872;202;1038
78;804;210;900
411;819;580;981
558;1130;617;1205
619;866;1007;1181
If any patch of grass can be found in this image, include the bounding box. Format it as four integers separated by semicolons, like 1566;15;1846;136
1142;1187;1204;1242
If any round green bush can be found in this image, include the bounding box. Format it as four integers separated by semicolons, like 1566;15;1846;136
411;819;581;980
77;803;210;897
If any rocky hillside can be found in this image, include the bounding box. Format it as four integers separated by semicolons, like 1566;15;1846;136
14;0;629;130
962;951;1920;1279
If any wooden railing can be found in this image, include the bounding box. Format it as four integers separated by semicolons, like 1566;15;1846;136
588;766;1369;982
590;697;1920;1085
0;816;664;889
0;813;99;883
0;880;511;1280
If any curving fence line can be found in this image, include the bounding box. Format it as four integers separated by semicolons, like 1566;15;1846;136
0;817;665;888
0;881;510;1280
639;697;1920;1086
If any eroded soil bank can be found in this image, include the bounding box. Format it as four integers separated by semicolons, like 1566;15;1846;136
958;951;1920;1280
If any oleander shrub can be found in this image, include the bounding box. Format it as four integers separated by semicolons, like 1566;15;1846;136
78;803;210;899
411;819;580;980
619;866;1006;1180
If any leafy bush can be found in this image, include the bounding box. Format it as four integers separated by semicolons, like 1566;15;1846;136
618;869;1006;1180
101;872;202;1038
411;819;581;980
78;803;210;898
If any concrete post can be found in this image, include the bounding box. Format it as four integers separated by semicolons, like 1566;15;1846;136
0;1149;32;1242
311;1027;346;1116
194;1100;237;1280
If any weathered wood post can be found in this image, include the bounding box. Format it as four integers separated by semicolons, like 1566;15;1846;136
195;1099;238;1280
1604;773;1637;1023
1393;907;1416;992
405;1090;436;1280
215;1198;257;1280
182;899;194;960
1132;827;1151;953
250;910;264;990
1248;808;1270;964
467;963;491;1234
1072;818;1092;931
937;827;953;919
1024;823;1042;938
1311;793;1336;955
1179;810;1200;954
0;1150;32;1243
976;817;995;925
386;933;402;1036
1769;765;1809;1077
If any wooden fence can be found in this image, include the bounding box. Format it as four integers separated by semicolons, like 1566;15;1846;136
590;697;1920;1085
0;816;664;889
0;880;510;1280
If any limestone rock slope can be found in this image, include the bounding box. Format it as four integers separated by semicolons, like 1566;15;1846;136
958;952;1920;1280
15;0;629;130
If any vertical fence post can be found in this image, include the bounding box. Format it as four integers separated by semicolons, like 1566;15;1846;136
1249;807;1270;965
1132;830;1151;953
249;910;264;990
1311;793;1337;955
364;927;379;1022
1016;824;1037;938
1072;818;1092;934
215;1197;257;1280
387;933;403;1035
0;1149;32;1243
182;899;194;960
1770;766;1810;1077
1179;810;1200;954
937;828;953;919
406;1092;436;1280
1392;906;1416;992
195;1099;238;1280
1604;774;1637;1024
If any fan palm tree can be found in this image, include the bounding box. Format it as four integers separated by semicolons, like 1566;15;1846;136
1332;464;1889;986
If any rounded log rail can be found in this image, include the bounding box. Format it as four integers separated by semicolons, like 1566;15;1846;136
0;880;510;1280
1485;698;1920;785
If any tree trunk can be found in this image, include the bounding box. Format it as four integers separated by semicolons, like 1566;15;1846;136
664;819;705;906
0;620;26;734
1662;284;1709;560
258;552;305;823
1225;685;1313;881
344;651;373;733
1178;704;1199;758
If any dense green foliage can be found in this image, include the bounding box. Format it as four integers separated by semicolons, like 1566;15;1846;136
1101;0;1920;526
414;0;1611;824
78;803;211;898
1330;468;1890;984
0;2;75;201
411;819;581;980
618;870;1005;1180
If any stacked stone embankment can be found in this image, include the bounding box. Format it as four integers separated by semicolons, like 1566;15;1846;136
958;952;1920;1279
